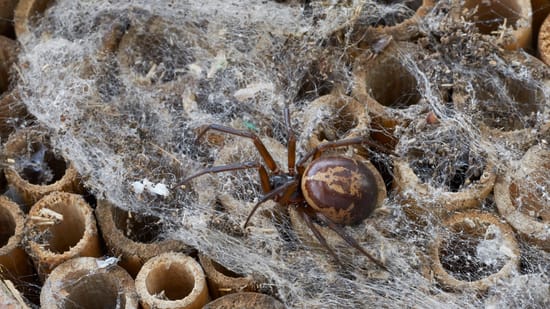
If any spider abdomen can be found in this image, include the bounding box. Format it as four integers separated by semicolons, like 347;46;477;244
301;156;379;225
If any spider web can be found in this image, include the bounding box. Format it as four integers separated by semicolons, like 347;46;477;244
8;0;550;307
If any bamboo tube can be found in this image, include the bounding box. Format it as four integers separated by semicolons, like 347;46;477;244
539;10;550;65
198;253;258;299
3;127;82;209
301;94;370;151
95;199;193;277
0;196;34;283
135;252;209;309
336;0;434;56
203;292;285;309
0;35;18;94
460;0;532;50
0;91;30;142
494;144;550;251
533;0;550;50
0;169;7;195
25;192;102;281
40;257;139;309
13;0;56;40
377;0;435;40
352;41;422;148
0;1;18;37
451;53;547;148
429;211;520;292
393;158;496;222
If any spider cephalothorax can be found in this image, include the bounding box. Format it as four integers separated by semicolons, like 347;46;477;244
175;108;388;270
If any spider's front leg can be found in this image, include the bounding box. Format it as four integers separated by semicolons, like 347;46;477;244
196;124;280;173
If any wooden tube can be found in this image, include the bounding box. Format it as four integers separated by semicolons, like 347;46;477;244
0;1;18;37
25;192;102;281
0;35;18;94
0;91;30;142
2;127;82;209
301;94;370;151
135;252;209;309
494;144;550;251
40;257;139;309
378;0;434;40
0;196;34;283
95;199;193;277
13;0;56;40
203;292;285;309
352;41;422;148
429;211;520;292
539;11;550;65
393;158;495;222
198;253;259;299
460;0;532;50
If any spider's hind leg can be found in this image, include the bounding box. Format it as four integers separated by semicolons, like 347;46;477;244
297;207;342;265
315;213;388;271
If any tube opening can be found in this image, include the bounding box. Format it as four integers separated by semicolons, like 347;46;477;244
118;16;196;83
474;78;544;131
112;206;163;243
39;202;86;254
0;170;7;195
439;222;508;282
463;0;524;34
376;0;423;26
63;273;123;309
0;206;16;247
509;179;550;223
14;141;67;185
363;55;421;109
145;262;195;300
24;0;57;32
312;97;364;143
407;129;486;192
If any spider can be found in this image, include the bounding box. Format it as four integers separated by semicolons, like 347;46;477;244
175;108;389;270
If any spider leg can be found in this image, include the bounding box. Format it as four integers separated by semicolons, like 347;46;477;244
284;107;296;176
197;124;279;172
315;212;388;271
172;161;265;190
243;180;298;228
297;136;395;169
296;207;341;265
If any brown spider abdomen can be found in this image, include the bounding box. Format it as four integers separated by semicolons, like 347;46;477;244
301;156;379;225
